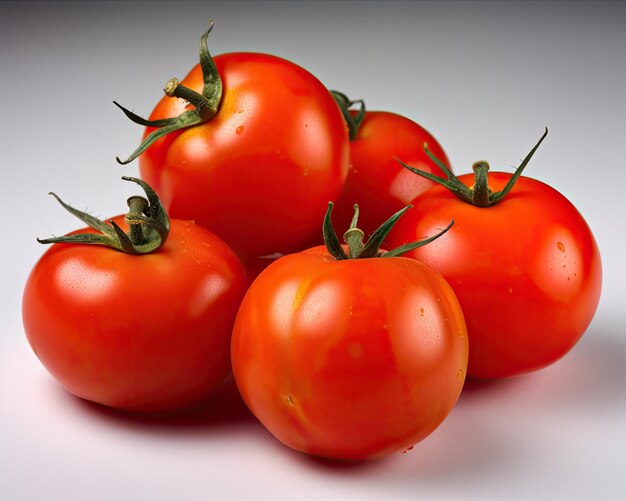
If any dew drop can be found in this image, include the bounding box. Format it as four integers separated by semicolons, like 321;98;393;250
457;369;464;380
236;125;244;135
557;242;565;252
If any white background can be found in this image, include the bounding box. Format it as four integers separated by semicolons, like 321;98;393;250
2;1;625;500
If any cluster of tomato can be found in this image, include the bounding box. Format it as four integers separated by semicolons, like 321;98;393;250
22;22;602;461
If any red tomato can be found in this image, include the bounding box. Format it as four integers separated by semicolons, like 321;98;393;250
386;136;602;379
23;213;246;412
117;27;349;260
232;240;468;460
330;95;449;237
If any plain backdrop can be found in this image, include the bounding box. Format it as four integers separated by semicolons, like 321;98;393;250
2;1;625;500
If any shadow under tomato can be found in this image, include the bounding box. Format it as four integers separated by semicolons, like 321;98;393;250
458;318;626;411
65;375;256;434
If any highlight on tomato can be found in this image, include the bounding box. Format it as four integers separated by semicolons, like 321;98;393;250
328;91;450;237
231;203;468;461
115;21;349;261
22;177;246;412
386;129;603;379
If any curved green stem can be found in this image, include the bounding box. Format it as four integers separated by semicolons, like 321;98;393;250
38;177;170;254
343;205;364;258
115;21;223;164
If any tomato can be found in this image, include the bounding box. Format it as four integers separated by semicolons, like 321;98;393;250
23;179;246;412
116;24;349;260
330;92;450;237
386;130;602;379
231;204;468;460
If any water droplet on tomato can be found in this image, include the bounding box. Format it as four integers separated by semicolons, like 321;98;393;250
236;125;244;135
557;242;565;252
457;369;464;380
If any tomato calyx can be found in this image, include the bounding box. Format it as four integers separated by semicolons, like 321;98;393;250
115;20;223;165
37;177;170;254
330;90;366;141
323;202;453;260
397;128;549;207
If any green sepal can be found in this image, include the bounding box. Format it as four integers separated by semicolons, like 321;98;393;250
322;202;348;260
382;220;454;258
356;206;413;258
330;90;366;141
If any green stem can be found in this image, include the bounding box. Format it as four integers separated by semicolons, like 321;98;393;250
163;78;210;113
471;161;491;207
126;196;149;246
343;205;364;258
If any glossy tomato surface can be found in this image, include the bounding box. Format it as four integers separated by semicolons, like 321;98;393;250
23;216;246;412
139;53;349;259
333;111;449;237
231;246;468;460
386;172;602;379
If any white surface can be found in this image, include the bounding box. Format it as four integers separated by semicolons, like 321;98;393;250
2;1;625;500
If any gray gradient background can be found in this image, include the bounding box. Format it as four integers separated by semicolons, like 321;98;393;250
2;1;625;499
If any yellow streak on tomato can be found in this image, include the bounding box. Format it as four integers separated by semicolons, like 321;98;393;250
292;276;313;313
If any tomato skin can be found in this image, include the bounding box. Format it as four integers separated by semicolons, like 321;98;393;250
231;246;468;460
139;53;349;259
22;216;246;412
386;172;602;379
333;111;449;237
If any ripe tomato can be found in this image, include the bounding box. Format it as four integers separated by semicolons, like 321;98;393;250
330;92;450;237
23;179;246;412
386;130;602;379
231;204;468;460
116;24;349;260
